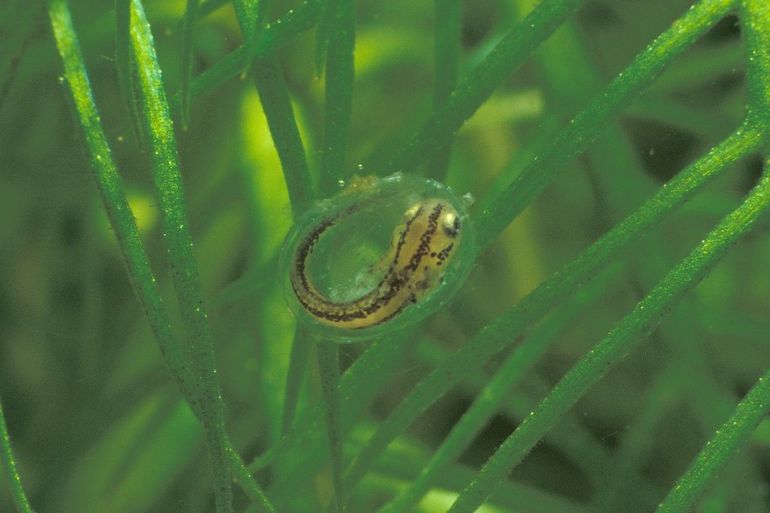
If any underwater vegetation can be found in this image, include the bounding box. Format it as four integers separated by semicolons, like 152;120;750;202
2;0;770;512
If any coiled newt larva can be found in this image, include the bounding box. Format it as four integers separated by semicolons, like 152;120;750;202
290;198;463;330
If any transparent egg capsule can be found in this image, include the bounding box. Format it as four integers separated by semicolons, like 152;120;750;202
280;173;475;341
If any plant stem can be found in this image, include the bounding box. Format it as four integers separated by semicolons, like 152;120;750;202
179;0;199;127
317;340;347;513
654;313;770;512
225;444;275;512
425;0;462;181
649;4;770;511
741;0;770;126
522;6;764;508
342;123;762;493
230;12;316;440
376;273;611;513
236;0;271;73
370;438;590;513
49;1;277;511
0;397;33;513
447;155;770;513
48;0;195;398
474;0;736;250
319;0;355;195
263;333;411;504
114;0;144;148
132;0;231;509
314;0;336;75
190;0;322;101
375;0;586;174
281;327;312;434
412;332;659;499
309;4;356;504
252;55;316;215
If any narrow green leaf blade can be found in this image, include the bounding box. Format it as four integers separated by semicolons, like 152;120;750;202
377;274;608;513
343;124;762;492
252;55;316;214
319;0;354;195
656;330;770;512
314;0;335;75
128;1;232;510
447;161;770;513
475;0;735;250
190;0;323;101
0;396;33;513
651;1;770;508
373;0;585;175
282;328;311;434
180;0;200;128
425;0;462;180
115;0;145;148
318;340;347;513
742;0;770;123
47;0;192;396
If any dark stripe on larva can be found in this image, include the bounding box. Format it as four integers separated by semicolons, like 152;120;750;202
373;205;425;290
363;203;444;311
292;202;425;314
290;201;445;326
405;203;443;273
436;242;454;264
370;293;417;326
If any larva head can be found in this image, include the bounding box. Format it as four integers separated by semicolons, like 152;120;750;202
389;198;462;298
401;199;462;241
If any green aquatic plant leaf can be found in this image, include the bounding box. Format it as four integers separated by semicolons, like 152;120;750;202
252;55;316;215
127;2;233;510
47;0;195;399
372;0;586;175
425;0;462;181
475;0;736;250
114;0;145;148
652;1;770;511
341;122;762;496
318;0;355;194
448;153;770;513
190;0;322;101
0;396;33;513
179;0;200;128
318;340;347;513
655;340;770;513
377;273;613;513
13;0;770;510
47;1;277;512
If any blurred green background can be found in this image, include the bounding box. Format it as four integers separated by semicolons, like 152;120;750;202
2;0;770;512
